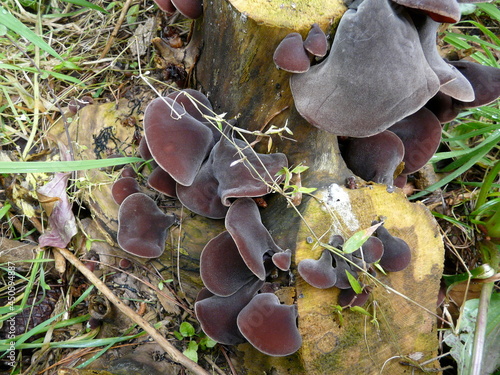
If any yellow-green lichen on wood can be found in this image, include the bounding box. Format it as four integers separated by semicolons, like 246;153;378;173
229;0;346;31
293;183;444;374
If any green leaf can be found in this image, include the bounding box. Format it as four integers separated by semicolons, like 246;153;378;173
173;331;183;340
0;6;62;60
179;322;196;338
0;203;11;220
345;271;362;294
298;186;317;194
291;165;309;174
350;306;372;317
199;336;217;350
183;340;198;363
342;222;383;254
0;157;144;174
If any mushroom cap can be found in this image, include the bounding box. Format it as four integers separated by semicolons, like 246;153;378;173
112;177;141;205
376;225;412;272
394;173;408;189
352;236;385;264
226;198;286;280
176;150;229;219
236;293;302;356
273;33;310;73
147;167;177;198
303;23;328;57
117;193;175;258
438;66;475;102
195;279;264;346
338;287;371;307
415;15;473;100
424;91;461;123
331;253;359;289
291;0;440;137
388;107;442;174
342;130;405;186
143;96;214;186
166;89;221;142
166;89;213;123
449;60;500;109
391;0;461;23
153;0;176;13
200;231;258;297
213;137;288;206
272;249;292;271
297;249;337;289
170;0;203;18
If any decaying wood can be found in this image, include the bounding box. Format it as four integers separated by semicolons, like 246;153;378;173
47;0;446;372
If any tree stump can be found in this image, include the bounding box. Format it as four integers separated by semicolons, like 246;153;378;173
192;0;445;373
48;0;446;372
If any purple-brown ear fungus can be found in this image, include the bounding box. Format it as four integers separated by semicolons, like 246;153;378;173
297;250;337;289
225;198;287;280
194;279;264;345
272;249;292;271
213;137;288;206
200;231;258;297
166;89;221;142
391;0;461;23
342;130;405;186
388;107;442;174
425;91;461;123
303;23;328;57
117;193;175;258
175;150;229;219
338;287;371;307
352;236;384;264
448;60;500;109
236;293;302;356
147;167;177;198
414;15;474;102
273;33;311;73
112;177;141;205
375;224;412;272
170;0;203;19
143;96;213;186
153;0;176;13
291;0;440;137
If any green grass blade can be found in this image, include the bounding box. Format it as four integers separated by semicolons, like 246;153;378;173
410;139;499;200
0;6;62;60
0;63;83;85
476;3;500;23
0;157;144;173
60;0;108;13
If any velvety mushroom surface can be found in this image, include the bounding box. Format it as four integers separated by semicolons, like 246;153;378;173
143;96;214;186
236;293;302;356
291;0;440;137
117;193;175;258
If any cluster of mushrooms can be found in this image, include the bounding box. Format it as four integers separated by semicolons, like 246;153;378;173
274;0;500;187
152;0;203;19
112;90;305;355
298;225;411;308
109;0;500;359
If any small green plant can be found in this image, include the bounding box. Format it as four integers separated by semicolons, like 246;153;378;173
276;164;317;197
173;322;217;363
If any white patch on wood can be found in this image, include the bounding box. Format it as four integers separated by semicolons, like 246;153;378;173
323;184;359;232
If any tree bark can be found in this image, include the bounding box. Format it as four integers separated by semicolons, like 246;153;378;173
48;0;446;373
192;1;445;374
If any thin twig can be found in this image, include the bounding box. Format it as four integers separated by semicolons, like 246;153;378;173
99;0;134;59
54;247;211;375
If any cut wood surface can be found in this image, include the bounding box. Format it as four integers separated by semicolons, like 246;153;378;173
47;0;446;372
